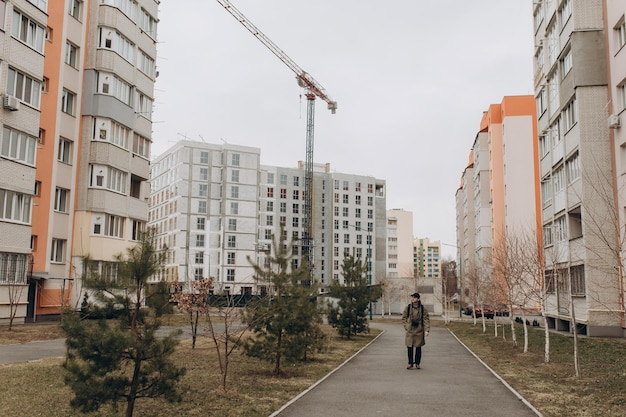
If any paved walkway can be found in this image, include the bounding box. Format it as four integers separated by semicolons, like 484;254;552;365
273;321;542;417
0;322;542;417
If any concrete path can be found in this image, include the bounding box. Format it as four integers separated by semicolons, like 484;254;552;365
273;321;541;417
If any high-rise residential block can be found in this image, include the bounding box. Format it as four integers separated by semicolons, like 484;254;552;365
149;140;387;296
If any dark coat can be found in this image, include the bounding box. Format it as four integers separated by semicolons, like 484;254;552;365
402;302;430;347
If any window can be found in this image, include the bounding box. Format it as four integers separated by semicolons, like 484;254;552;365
200;167;208;181
231;170;239;182
566;152;580;183
266;201;273;211
54;188;69;213
533;2;544;32
280;174;287;185
343;207;349;217
266;215;274;226
197;217;205;230
555;216;567;241
292;203;299;214
368;196;373;206
1;126;37;165
198;201;207;213
228;219;237;231
231;186;239;198
200;151;209;164
560;48;572;79
230;202;238;215
227;235;236;248
617;18;626;50
65;42;79;68
135;90;153;120
50;239;66;263
227;252;235;265
139;7;157;38
264;229;272;240
58;138;73;164
231;153;240;166
99;27;134;63
553;165;565;193
267;172;274;184
562;99;576;131
196;235;205;247
138;49;155;77
7;68;41;108
280;202;286;213
226;269;235;281
12;9;45;53
98;214;124;238
0;189;32;223
558;0;572;29
292;217;299;227
280;189;287;199
95;119;129;148
195;252;204;264
69;0;83;20
0;253;29;284
292;190;299;200
570;265;585;295
62;89;76;115
541;177;552;206
130;220;144;241
293;176;299;187
198;184;208;197
89;165;127;193
97;71;132;105
132;134;150;158
355;195;361;205
194;268;203;281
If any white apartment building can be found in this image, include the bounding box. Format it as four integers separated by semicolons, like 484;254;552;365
150;141;387;296
534;0;622;336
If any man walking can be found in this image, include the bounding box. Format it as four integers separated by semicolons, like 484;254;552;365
402;292;430;369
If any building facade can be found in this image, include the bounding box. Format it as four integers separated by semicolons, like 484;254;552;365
534;0;623;336
150;140;387;296
0;0;46;324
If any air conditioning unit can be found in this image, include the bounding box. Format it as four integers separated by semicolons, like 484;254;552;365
608;114;621;129
3;95;20;111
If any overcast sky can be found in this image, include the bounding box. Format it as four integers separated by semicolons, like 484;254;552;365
152;0;535;259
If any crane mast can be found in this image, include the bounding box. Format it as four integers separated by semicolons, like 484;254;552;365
216;0;337;276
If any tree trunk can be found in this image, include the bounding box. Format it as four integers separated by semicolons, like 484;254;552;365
543;312;550;363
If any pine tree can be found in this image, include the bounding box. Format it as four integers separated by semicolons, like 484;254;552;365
327;253;370;339
61;229;185;417
243;228;325;374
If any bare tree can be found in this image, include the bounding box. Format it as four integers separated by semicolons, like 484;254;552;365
2;254;29;330
170;277;213;349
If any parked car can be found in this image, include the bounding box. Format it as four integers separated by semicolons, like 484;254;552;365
494;304;510;317
474;305;494;319
463;303;474;316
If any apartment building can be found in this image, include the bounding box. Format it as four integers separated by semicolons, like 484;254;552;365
0;0;46;324
455;96;539;311
534;0;623;336
605;0;626;334
413;237;441;280
455;151;476;303
149;140;387;296
386;208;414;278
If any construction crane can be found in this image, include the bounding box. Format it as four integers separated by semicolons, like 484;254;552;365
216;0;337;274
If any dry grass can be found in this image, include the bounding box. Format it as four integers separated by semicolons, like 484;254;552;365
0;317;377;417
441;319;626;417
0;322;64;344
